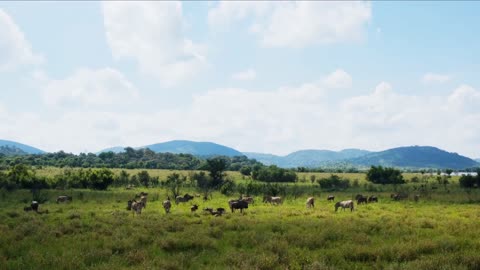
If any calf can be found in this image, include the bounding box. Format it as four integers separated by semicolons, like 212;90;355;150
357;196;368;205
327;195;335;202
163;199;172;214
306;197;315;208
56;195;72;204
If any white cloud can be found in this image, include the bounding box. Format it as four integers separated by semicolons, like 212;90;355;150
422;72;451;84
3;69;480;158
102;1;206;86
321;69;352;89
0;9;43;72
231;68;256;81
208;2;372;48
42;67;139;107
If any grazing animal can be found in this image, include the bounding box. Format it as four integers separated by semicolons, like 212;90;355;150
191;204;199;212
357;196;368;205
204;208;223;217
131;200;144;216
263;195;283;205
230;200;249;213
327;195;335;202
56;195;72;204
306;197;315;208
176;193;194;204
368;196;378;203
216;208;226;214
335;200;354;212
241;196;255;204
162;199;172;214
31;201;39;212
140;195;147;208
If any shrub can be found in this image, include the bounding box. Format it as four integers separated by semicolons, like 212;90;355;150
317;175;350;190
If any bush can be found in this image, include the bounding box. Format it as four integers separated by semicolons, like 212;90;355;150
317;175;350;190
366;166;405;185
459;175;477;188
252;165;297;183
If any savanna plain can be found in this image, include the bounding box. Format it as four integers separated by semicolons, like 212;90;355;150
1;170;480;270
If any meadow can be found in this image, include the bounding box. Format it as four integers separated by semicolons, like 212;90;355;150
1;170;480;270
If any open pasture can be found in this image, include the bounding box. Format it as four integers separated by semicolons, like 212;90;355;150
1;188;480;270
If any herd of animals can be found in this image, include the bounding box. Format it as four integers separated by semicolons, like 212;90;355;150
22;192;420;216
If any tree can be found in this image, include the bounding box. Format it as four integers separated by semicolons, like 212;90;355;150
116;170;130;187
137;171;151;187
317;174;350;190
459;175;476;188
87;168;114;190
366;166;405;185
240;166;252;176
206;157;227;188
165;173;185;198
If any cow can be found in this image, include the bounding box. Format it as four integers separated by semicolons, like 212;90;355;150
216;208;226;214
230;200;249;213
176;194;194;204
204;208;223;217
263;195;283;205
163;199;172;214
306;197;315;208
357;196;368;205
24;201;39;212
191;204;199;212
335;200;354;212
241;196;255;204
131;200;144;216
368;195;378;203
327;195;335;202
56;195;72;204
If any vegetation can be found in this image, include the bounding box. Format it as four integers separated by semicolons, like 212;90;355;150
366;166;405;185
0;148;263;171
252;165;297;183
1;188;480;270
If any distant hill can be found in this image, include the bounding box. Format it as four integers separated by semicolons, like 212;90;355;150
244;149;370;168
141;140;243;157
0;146;28;156
348;146;478;169
0;139;45;155
97;146;127;154
476;158;480;163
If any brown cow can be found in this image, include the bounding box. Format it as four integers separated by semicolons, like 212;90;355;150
306;197;315;208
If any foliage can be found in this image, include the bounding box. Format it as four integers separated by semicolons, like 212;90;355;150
366;166;405;185
317;174;351;190
252;165;297;183
0;148;264;171
164;173;186;198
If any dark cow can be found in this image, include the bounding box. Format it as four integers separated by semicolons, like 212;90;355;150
230;200;249;213
191;204;199;212
176;194;194;204
327;195;335;202
24;201;39;212
368;195;378;203
56;195;72;203
357;196;368;205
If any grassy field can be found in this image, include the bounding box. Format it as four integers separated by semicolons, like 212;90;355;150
1;186;480;270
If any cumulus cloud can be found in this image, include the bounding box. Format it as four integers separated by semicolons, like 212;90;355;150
321;69;352;89
231;68;256;81
0;9;43;72
422;72;451;84
208;1;372;48
102;1;206;86
42;68;139;107
3;69;480;158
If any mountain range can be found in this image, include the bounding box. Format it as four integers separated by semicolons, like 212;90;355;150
1;139;478;169
0;139;45;155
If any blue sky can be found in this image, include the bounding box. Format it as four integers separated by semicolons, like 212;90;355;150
0;1;479;158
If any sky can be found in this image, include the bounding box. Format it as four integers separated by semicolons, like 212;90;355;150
0;1;479;158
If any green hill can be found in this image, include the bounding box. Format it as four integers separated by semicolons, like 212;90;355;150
348;146;478;169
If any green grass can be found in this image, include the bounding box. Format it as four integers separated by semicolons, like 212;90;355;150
1;187;480;270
